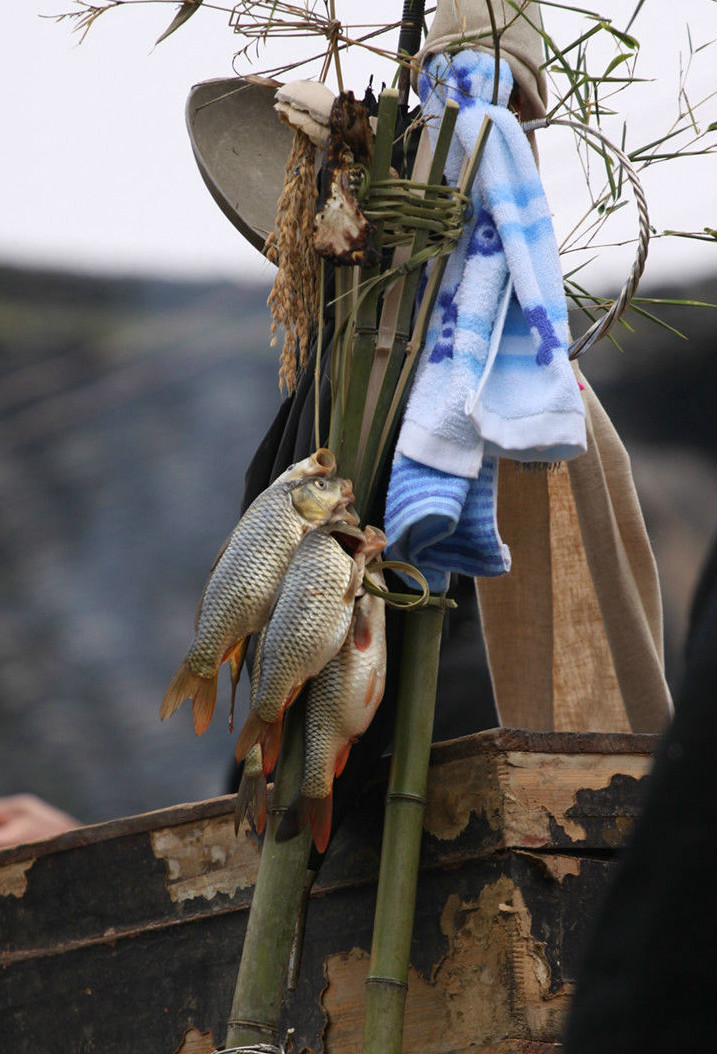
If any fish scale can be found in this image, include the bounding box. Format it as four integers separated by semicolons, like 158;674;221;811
234;527;364;772
275;535;388;853
186;486;312;676
302;602;385;801
160;458;354;736
252;529;358;725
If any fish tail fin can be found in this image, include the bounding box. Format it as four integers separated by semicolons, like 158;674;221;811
234;766;267;835
191;674;219;735
308;792;334;854
258;718;284;776
160;663;216;732
234;710;266;764
275;793;311;844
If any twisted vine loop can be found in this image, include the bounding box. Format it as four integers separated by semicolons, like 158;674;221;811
523;116;650;360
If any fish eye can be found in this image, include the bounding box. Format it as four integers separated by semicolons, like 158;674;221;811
313;478;326;488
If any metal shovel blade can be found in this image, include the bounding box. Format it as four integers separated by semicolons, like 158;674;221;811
185;77;295;256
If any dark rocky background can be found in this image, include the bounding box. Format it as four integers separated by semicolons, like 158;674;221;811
1;263;715;825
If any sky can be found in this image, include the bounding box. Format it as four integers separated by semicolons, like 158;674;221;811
2;0;716;292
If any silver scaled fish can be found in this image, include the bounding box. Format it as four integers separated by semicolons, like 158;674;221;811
276;526;387;852
233;521;370;775
160;451;354;736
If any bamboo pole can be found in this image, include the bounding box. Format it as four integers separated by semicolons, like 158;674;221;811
353;100;459;511
225;701;312;1050
362;602;446;1054
336;88;398;487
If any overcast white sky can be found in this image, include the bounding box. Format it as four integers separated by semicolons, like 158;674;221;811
2;0;716;291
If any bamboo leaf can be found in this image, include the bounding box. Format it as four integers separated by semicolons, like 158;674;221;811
625;303;689;339
603;24;640;50
155;0;203;46
603;53;632;77
624;0;647;34
662;227;717;242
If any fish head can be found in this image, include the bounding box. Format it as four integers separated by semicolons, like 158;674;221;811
274;447;336;484
290;475;355;525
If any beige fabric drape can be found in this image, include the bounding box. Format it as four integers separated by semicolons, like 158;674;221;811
476;371;672;733
412;0;548;121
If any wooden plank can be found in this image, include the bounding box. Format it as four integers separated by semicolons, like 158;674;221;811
291;852;613;1053
0;730;657;1053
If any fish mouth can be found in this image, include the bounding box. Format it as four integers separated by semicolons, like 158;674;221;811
338;479;358;527
310;448;337;476
361;525;387;558
330;521;365;552
328;498;359;528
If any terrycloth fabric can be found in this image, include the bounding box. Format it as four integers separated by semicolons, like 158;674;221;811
385;453;510;593
385;50;585;590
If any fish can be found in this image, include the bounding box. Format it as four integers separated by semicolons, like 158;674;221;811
274;447;336;484
233;521;371;775
234;743;267;836
160;465;355;737
276;527;387;853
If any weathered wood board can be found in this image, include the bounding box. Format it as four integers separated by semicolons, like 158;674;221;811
0;729;657;1054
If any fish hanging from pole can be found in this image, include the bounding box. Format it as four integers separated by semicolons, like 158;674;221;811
233;519;371;774
160;450;356;736
277;527;388;853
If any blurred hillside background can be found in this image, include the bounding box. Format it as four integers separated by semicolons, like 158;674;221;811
1;262;715;825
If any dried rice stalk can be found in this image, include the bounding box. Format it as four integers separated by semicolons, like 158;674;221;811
265;127;319;392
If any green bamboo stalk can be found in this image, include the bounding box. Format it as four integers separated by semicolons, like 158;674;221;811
336;88;399;488
362;602;446;1054
359;114;494;507
328;263;354;453
353;100;459;511
225;700;312;1050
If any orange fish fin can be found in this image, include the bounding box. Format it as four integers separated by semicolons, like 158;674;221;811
308;793;334;854
160;662;195;721
160;663;217;735
258;717;285;776
191;674;219;735
334;742;352;778
234;710;266;764
353;606;373;651
224;637;248;732
234;770;267;835
275;793;311;844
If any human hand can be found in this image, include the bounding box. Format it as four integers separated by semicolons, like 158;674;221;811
0;794;79;849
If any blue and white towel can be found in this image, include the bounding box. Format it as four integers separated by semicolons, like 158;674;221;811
384;50;586;592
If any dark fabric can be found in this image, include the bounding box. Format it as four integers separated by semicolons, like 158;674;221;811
563;535;717;1054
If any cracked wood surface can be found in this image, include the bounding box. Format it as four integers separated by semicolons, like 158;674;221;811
0;729;656;1053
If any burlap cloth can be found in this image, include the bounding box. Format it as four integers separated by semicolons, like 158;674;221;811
415;0;671;734
411;0;548;120
476;370;672;733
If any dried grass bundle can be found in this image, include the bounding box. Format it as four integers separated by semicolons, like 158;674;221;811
265;127;320;392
